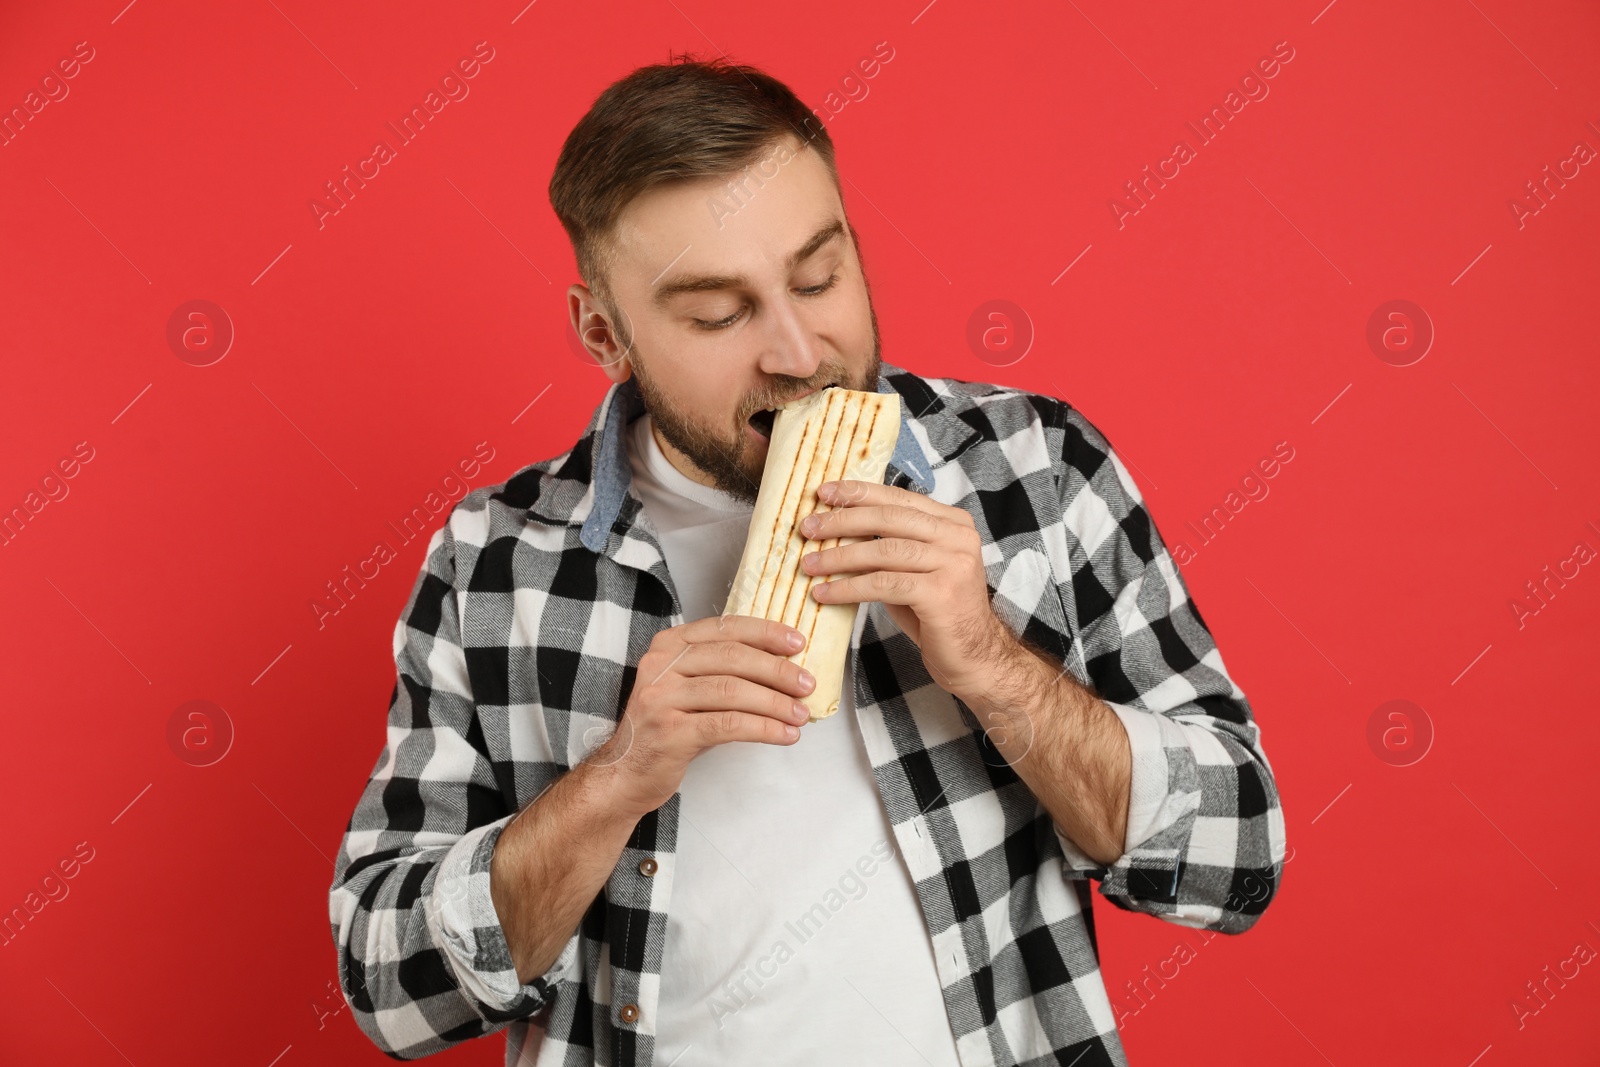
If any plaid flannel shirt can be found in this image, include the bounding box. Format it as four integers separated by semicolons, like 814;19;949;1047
329;359;1286;1066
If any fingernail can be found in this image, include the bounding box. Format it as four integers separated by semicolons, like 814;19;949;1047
798;669;815;691
792;702;810;722
786;630;805;650
784;725;800;741
802;551;818;569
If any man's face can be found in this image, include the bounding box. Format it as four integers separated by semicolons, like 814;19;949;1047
568;135;883;505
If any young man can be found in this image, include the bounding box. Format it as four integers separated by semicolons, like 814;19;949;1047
329;56;1285;1067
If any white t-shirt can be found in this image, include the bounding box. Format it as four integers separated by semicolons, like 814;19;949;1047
626;412;962;1066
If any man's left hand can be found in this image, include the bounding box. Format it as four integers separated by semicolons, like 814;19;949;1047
801;479;1017;697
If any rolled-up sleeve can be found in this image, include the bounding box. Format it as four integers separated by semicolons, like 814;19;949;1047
1053;700;1180;863
1048;407;1287;935
328;522;577;1058
427;815;582;1011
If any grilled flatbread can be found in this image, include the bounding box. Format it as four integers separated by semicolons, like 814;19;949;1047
724;387;901;721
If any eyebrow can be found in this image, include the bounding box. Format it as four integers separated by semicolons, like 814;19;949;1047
651;218;846;307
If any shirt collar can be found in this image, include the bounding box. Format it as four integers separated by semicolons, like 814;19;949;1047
577;360;937;552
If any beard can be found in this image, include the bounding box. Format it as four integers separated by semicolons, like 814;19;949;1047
626;303;883;507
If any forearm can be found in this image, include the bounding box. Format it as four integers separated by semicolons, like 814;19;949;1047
489;756;643;985
954;636;1131;866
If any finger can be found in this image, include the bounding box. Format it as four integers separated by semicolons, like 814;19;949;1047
799;502;950;544
802;537;941;576
816;479;922;508
819;480;973;527
811;569;925;605
673;640;817;699
674;673;813;727
689;613;807;655
641;641;697;690
692;708;803;748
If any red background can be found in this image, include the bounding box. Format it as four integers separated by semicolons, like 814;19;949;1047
2;0;1596;1063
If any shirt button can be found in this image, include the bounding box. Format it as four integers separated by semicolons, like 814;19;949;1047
619;1003;640;1023
638;857;658;877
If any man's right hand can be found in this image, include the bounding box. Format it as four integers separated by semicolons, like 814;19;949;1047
592;614;814;819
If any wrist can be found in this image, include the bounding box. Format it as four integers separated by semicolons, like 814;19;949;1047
948;618;1039;709
580;738;666;824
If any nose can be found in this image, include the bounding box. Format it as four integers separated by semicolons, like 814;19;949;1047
754;288;825;383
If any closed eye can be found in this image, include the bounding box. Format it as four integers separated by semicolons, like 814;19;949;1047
692;272;842;331
796;272;841;297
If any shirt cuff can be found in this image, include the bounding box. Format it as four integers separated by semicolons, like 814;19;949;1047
1107;700;1172;854
1056;700;1177;873
426;814;581;1013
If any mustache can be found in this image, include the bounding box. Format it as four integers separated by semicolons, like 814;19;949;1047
742;373;847;420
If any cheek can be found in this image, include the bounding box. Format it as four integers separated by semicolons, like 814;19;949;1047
705;396;746;442
827;282;875;351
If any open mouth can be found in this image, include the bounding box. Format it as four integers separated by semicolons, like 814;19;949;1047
748;385;836;440
747;407;778;439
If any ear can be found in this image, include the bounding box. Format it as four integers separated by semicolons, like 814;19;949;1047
567;284;633;383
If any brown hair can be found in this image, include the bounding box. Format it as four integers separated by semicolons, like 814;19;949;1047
548;53;837;310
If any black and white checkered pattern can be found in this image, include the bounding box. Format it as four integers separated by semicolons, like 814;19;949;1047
329;360;1286;1066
